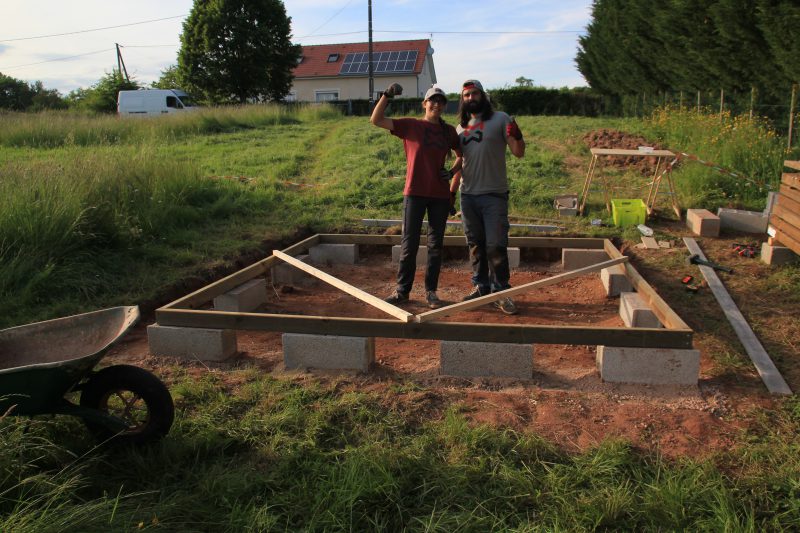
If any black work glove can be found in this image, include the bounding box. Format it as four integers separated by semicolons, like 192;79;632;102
383;83;403;99
439;167;454;181
449;191;457;216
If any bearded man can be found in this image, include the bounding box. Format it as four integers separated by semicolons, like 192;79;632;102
450;79;525;314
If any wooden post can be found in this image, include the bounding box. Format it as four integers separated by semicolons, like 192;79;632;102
750;86;756;120
679;90;684;111
789;84;798;150
696;90;700;113
719;88;724;122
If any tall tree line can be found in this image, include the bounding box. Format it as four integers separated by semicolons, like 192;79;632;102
575;0;800;109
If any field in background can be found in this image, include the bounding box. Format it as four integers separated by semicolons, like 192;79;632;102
1;105;799;530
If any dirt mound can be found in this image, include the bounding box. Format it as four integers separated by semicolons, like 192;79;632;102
583;129;667;174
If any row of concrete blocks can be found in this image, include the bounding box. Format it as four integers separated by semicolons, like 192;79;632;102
146;326;698;385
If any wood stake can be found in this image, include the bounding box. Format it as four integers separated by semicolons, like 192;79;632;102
789;84;797;150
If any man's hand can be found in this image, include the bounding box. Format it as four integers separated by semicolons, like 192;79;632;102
449;191;457;216
383;83;403;99
439;167;454;181
506;119;523;140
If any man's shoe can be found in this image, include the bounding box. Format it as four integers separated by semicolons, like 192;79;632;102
384;290;409;304
493;297;518;315
461;287;485;301
426;291;444;309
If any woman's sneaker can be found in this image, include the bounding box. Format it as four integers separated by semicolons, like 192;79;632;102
493;297;518;315
461;286;486;301
426;291;444;309
384;290;409;304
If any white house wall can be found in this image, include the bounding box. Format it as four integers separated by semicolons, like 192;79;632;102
291;75;420;102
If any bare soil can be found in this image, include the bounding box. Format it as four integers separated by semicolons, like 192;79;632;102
107;249;778;460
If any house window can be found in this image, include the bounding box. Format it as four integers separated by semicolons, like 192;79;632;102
327;53;339;63
297;56;303;65
285;92;297;102
315;91;339;102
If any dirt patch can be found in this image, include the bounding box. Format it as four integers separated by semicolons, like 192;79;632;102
107;248;780;460
583;129;667;174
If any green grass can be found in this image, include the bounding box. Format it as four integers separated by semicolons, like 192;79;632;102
1;377;798;531
1;106;799;530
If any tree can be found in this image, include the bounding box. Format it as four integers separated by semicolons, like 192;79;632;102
67;71;140;113
0;72;35;110
28;81;67;111
151;65;184;89
515;76;534;88
178;0;301;104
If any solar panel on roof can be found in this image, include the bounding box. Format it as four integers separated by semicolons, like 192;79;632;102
339;50;418;75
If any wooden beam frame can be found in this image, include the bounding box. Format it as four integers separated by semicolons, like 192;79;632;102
154;234;693;348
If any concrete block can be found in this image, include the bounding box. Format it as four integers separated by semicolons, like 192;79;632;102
309;243;358;265
271;254;315;286
213;278;267;312
619;292;662;328
717;208;769;234
686;209;720;237
596;346;700;385
283;334;373;372
761;242;798;265
508;247;520;268
764;192;779;217
558;207;578;217
147;324;236;362
392;245;427;265
562;248;609;271
440;341;533;379
601;264;633;297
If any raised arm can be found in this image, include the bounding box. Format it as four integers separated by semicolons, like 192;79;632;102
506;118;526;158
370;94;393;130
370;83;403;131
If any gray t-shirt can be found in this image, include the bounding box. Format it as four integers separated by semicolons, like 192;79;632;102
456;111;512;195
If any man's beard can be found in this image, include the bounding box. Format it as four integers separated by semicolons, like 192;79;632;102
465;99;485;114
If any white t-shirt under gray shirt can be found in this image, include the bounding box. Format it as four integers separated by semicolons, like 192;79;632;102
456;111;513;195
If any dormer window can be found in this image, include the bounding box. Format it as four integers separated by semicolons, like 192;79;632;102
297;56;303;65
327;53;340;63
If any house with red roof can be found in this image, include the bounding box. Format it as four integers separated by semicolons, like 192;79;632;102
289;39;437;102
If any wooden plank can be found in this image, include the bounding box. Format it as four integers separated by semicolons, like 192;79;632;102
683;238;792;395
281;234;323;257
775;191;800;218
416;257;628;323
273;250;413;323
161;259;272;310
780;183;800;206
770;218;800;255
773;203;800;231
317;234;606;250
155;308;693;348
784;160;800;171
591;148;675;157
641;236;659;249
604;240;690;331
782;172;800;189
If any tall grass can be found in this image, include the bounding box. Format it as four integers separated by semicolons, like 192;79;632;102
0;104;341;148
637;107;797;210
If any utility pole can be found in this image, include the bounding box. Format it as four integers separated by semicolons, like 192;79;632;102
115;43;130;82
368;0;374;109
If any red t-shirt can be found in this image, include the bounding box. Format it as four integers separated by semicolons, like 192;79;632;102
391;118;461;199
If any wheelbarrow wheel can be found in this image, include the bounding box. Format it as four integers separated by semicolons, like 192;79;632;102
80;365;174;445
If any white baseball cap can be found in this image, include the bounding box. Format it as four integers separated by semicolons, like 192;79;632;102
424;86;447;101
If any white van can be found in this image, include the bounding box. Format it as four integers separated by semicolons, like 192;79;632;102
117;89;198;116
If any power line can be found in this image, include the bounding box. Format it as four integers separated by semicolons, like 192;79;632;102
0;15;186;43
304;0;357;38
0;48;113;71
297;29;585;39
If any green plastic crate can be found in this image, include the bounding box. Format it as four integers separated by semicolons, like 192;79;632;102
611;199;646;227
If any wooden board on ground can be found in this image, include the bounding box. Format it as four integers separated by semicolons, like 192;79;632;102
416;257;628;323
683;237;792;395
641;236;660;249
273;250;414;323
770;217;800;256
784;160;800;171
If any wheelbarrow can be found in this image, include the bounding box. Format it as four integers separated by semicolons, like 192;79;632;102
0;306;174;445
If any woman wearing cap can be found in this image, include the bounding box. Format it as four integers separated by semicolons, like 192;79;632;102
370;84;462;308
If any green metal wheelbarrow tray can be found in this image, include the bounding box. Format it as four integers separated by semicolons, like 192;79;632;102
0;306;174;444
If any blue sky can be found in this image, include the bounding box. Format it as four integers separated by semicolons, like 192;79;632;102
0;0;592;96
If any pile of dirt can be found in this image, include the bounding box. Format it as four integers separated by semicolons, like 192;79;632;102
583;129;667;174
